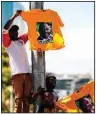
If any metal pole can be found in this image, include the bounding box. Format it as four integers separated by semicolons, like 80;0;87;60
29;2;45;112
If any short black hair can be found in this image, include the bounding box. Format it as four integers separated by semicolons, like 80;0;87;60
9;25;19;33
46;73;56;80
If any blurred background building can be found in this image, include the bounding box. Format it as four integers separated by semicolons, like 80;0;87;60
54;73;92;99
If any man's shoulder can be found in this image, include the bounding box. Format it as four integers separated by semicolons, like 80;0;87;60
19;33;28;37
2;29;9;34
18;33;28;44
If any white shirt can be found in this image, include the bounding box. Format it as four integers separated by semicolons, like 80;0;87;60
3;29;31;76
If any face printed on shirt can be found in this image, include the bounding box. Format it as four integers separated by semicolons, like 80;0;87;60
76;95;95;113
81;98;94;113
37;22;53;43
43;23;52;38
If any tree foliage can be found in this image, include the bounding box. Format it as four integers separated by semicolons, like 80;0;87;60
2;45;12;112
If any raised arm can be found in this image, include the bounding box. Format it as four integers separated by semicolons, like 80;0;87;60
2;10;22;47
4;10;22;30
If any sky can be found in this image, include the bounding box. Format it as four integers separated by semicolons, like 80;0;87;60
44;2;94;78
14;2;94;79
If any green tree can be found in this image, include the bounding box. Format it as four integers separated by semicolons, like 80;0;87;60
2;45;12;112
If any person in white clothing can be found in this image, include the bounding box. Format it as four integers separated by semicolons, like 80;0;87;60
2;10;32;113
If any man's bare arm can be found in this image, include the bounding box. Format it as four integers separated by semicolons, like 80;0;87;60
4;10;22;30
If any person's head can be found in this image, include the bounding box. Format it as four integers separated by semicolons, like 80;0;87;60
38;23;52;38
46;73;56;90
43;23;52;35
9;25;19;41
79;97;94;113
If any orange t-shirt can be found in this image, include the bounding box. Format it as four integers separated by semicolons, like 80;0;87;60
21;9;64;50
55;80;94;112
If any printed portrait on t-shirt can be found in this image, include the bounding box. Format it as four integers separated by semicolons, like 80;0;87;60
75;95;95;113
36;22;53;44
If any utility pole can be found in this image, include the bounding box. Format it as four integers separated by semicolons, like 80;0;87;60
29;2;46;112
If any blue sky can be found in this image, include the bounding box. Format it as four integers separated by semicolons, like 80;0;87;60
44;2;94;28
43;2;94;78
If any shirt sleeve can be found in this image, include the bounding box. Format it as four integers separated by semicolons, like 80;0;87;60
20;11;28;21
2;29;11;48
57;13;64;27
19;33;28;44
